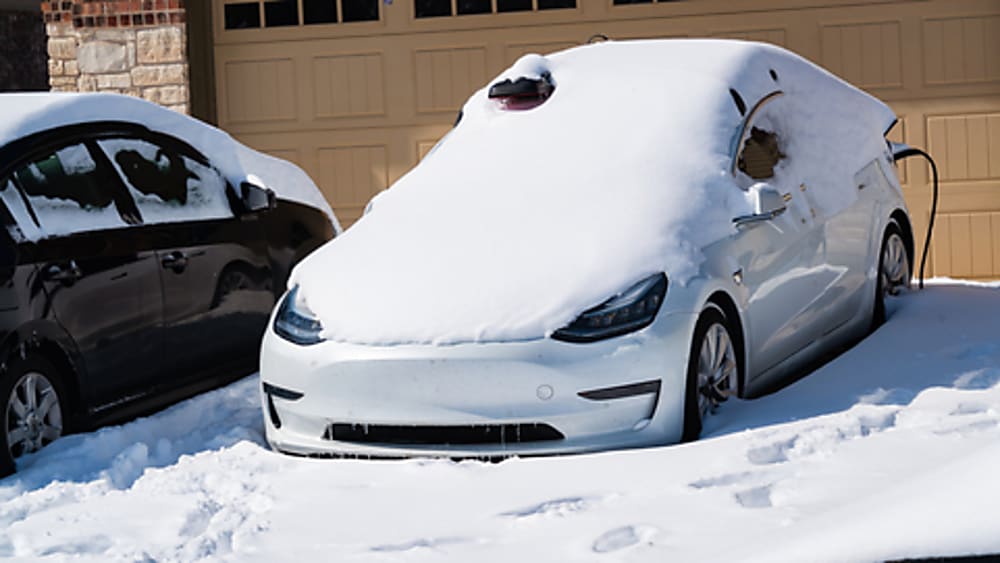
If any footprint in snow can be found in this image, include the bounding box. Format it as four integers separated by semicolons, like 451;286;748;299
954;367;1000;390
858;387;916;406
370;536;474;552
951;402;989;416
734;485;773;509
688;471;756;489
745;413;898;468
592;525;659;553
934;419;998;436
746;437;796;465
178;500;223;538
500;495;601;519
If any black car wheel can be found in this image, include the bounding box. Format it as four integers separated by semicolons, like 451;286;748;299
1;356;66;477
682;306;739;442
211;264;256;308
873;220;911;328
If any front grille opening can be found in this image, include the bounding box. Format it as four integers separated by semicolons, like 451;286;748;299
323;423;565;445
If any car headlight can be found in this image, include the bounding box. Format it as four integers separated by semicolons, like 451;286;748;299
273;285;324;345
551;273;667;343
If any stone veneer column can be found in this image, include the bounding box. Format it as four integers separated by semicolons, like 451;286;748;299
41;1;190;114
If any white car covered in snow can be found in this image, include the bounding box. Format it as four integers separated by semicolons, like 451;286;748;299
259;39;913;457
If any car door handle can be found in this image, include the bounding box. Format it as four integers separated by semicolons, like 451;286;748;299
43;260;82;284
732;208;786;228
161;251;188;272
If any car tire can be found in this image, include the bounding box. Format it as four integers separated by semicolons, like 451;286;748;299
682;306;739;442
211;264;256;309
1;356;67;477
873;220;911;328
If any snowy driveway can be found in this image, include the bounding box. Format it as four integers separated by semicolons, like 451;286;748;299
2;281;999;562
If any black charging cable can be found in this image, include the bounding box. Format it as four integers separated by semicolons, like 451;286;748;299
891;147;938;289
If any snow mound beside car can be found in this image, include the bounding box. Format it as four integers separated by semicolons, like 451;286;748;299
0;92;336;224
293;39;895;345
3;282;999;562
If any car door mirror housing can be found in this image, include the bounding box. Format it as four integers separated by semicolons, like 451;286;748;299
734;184;787;227
239;181;276;214
754;185;786;216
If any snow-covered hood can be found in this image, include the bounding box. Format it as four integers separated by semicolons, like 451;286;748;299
0;92;337;226
293;39;895;345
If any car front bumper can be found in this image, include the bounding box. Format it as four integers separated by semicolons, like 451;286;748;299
259;311;698;457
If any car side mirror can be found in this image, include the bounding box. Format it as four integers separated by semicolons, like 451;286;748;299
240;181;276;214
733;185;787;228
754;185;786;216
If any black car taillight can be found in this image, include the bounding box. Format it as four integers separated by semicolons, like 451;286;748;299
488;72;555;111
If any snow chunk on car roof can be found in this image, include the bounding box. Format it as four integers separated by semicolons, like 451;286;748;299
292;39;896;345
0;92;336;224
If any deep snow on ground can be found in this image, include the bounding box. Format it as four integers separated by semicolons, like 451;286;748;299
2;280;999;562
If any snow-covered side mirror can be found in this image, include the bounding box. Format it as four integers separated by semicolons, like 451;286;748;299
239;181;276;214
733;184;786;228
754;185;786;216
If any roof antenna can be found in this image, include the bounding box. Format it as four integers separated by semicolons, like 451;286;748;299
729;88;747;116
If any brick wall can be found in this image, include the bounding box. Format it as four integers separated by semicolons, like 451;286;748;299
0;10;49;91
42;0;190;114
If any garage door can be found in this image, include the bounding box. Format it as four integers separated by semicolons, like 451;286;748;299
212;0;1000;279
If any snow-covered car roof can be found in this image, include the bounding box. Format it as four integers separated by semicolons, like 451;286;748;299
292;39;897;345
0;92;337;225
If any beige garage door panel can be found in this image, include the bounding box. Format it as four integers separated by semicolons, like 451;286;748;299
933;213;1000;279
313;52;387;119
221;57;298;125
922;14;1000;87
317;145;390;225
926;112;1000;183
413;47;489;114
820;20;903;91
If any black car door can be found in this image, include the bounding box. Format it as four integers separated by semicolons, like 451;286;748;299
94;135;273;386
6;140;165;412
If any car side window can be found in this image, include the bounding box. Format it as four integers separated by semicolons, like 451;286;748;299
738;126;784;180
97;137;233;224
10;143;133;237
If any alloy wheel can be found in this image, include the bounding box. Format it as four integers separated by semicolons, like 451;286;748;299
5;372;63;458
881;232;910;298
696;322;738;419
